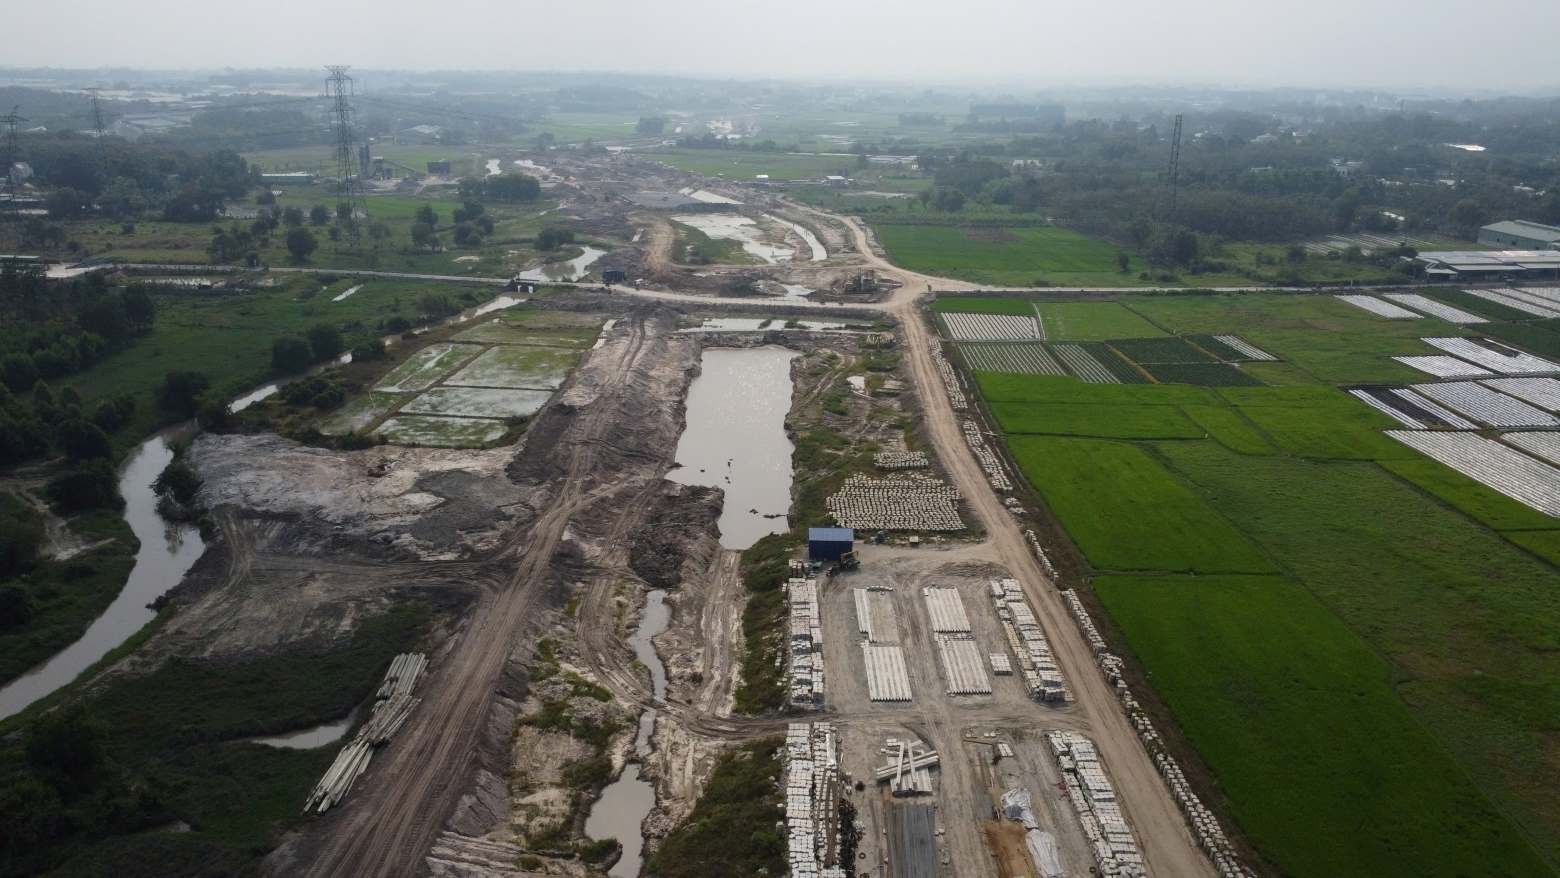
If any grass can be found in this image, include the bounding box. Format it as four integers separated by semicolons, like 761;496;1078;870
988;402;1203;439
645;736;785;877
0;508;137;688
1035;301;1167;341
875;224;1144;287
1157;440;1560;867
1096;573;1550;878
1006;436;1275;574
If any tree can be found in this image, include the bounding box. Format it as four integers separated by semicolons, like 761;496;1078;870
414;205;438;227
271;336;313;374
306;324;344;362
282;206;305;227
411;221;436;250
285;227;318;263
59;418;112;461
158;370;210;417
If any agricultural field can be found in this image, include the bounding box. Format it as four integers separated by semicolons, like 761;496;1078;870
874;223;1144;287
948;290;1560;876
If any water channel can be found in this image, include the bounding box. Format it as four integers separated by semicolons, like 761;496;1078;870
0;433;206;720
584;346;797;875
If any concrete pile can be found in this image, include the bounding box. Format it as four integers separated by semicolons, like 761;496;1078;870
785;722;847;878
1047;732;1147;878
961;419;1012;491
787;578;825;707
874;450;930;470
990;579;1067;702
1059;590;1253;877
827;473;963;531
304;652;427;814
929;338;967;410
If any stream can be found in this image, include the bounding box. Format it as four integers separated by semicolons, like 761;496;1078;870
0;433;206;720
584;347;797;875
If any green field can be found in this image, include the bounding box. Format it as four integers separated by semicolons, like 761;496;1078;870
874;223;1145;287
953;291;1560;875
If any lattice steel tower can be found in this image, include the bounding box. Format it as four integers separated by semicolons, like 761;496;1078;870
325;66;361;244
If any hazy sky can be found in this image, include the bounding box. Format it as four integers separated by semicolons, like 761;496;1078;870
11;0;1560;92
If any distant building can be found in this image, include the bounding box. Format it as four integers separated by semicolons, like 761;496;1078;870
400;125;444;144
1479;220;1560;250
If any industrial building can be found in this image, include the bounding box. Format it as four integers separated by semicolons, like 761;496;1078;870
1478;220;1560;250
808;527;854;561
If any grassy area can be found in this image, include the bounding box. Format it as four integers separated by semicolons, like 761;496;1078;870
1;604;432;877
645;736;785;878
1007;436;1274;574
1097;573;1550;878
0;505;137;687
1036;301;1167;341
873;223;1144;287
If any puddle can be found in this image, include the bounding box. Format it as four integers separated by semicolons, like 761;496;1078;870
516;246;606;282
331;283;363;302
0;433;206;719
668;347;797;549
671;214;792;264
250;707;358;749
768;216;827;261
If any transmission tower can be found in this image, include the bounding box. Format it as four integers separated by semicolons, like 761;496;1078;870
325;66;362;245
1;106;28;245
1166;113;1184;219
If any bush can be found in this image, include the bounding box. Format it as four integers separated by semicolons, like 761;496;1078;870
270;336;313;374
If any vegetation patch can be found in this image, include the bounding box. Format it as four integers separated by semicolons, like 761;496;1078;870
1007;436;1274;574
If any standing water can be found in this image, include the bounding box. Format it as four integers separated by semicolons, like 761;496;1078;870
668;347;799;549
0;434;206;719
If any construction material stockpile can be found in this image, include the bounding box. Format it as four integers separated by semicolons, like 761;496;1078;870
787;578;826;707
827;473;963;531
303;652;427;814
874;450;930;470
1047;732;1147;878
785;722;848;878
1060;590;1252;877
928;338;967;410
991;579;1067;702
961;419;1013;492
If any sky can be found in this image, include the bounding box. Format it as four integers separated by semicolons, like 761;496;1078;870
10;0;1560;93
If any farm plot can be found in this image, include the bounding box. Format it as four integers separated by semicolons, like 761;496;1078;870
1108;336;1215;364
957;342;1065;375
1466;288;1560;319
375;416;510;448
1502;432;1560;466
373;343;485;393
1422;337;1560;375
1335;294;1422;319
1388;431;1560;516
1410;382;1560;428
399;387;554;420
1383;293;1487;324
1391;356;1493;379
318;392;404;435
1480;377;1560;412
940;312;1041;341
444;346;578;389
1051;344;1120;384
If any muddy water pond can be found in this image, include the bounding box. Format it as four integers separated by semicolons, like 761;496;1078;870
668;347;797;550
0;434;206;719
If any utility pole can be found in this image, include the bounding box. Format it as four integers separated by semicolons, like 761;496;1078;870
1166;113;1184;219
325;65;362;246
1;106;28;246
